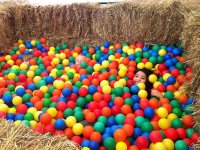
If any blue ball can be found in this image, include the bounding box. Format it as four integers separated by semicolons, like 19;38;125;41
133;103;140;111
165;59;174;68
142;132;150;142
103;41;110;48
131;85;140;94
25;102;34;107
116;48;123;54
6;113;15;121
88;85;97;94
72;86;79;94
89;140;99;150
2;93;12;104
110;125;119;136
106;116;116;127
172;48;182;56
80;74;87;81
131;95;140;103
15;114;24;120
58;96;67;102
163;82;168;87
37;44;43;50
164;54;172;60
54;119;66;130
167;76;176;85
102;133;111;141
45;76;54;84
95;46;100;51
81;140;90;147
172;58;179;64
142;45;149;52
108;101;114;108
169;66;176;72
26;43;32;49
27;84;37;91
16;87;26;96
133;128;143;139
144;107;155;118
62;88;71;97
129;54;136;61
167;46;174;53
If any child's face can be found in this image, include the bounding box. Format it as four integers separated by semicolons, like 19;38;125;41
133;71;147;84
75;55;85;66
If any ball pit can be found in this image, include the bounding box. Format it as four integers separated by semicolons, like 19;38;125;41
0;39;199;150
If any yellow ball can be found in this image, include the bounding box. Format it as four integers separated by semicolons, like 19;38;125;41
174;91;181;99
94;64;102;72
27;70;35;78
20;63;28;70
163;73;171;81
154;142;167;150
108;55;115;61
72;123;84;135
149;143;155;150
50;47;55;51
19;44;25;48
12;96;23;106
53;80;64;89
0;104;9;113
102;60;109;68
30;120;37;128
81;147;90;150
40;86;48;93
153;81;162;88
48;51;55;55
137;62;145;69
0;99;4;104
62;59;69;66
119;78;126;86
162;139;174;150
14;120;21;125
8;72;16;80
137;82;146;90
29;65;37;71
60;53;66;59
116;142;127;150
135;47;142;52
114;81;123;88
8;108;17;114
33;76;42;84
118;69;126;77
18;39;24;44
34;111;43;121
157;107;168;118
102;85;112;94
145;62;153;69
158;118;170;129
5;55;11;61
47;107;58;117
127;49;135;55
66;116;77;127
27;107;37;114
138;90;148;98
31;40;36;46
52;58;60;66
68;69;76;74
100;80;109;87
122;46;129;53
7;60;14;66
149;74;158;83
167;113;178;122
158;49;167;56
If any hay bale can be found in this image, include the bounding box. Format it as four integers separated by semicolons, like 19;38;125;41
0;119;79;150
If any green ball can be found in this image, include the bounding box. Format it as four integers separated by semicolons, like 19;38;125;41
22;94;31;103
86;53;92;59
35;69;42;76
86;66;94;74
141;122;153;133
149;56;157;65
175;140;188;150
186;128;195;138
164;91;174;100
123;86;130;92
176;62;184;70
98;116;107;125
56;64;64;70
19;70;27;75
85;94;93;102
122;42;128;47
160;45;167;50
49;102;57;108
43;98;51;107
135;57;142;63
7;85;15;92
80;62;88;69
124;98;133;106
158;76;164;83
172;108;182;117
13;46;19;51
48;86;56;95
37;80;46;88
109;75;117;82
157;56;165;63
61;44;68;49
21;120;30;126
184;105;193;114
41;107;48;112
56;70;63;77
115;114;125;125
82;45;88;50
114;87;123;96
69;56;75;63
108;49;115;55
35;40;41;46
75;81;82;88
152;44;160;51
95;53;101;61
135;116;145;127
122;53;127;57
101;68;108;73
74;107;82;112
171;118;183;128
24;112;34;121
55;45;61;51
76;97;86;108
103;137;116;150
143;52;151;58
135;51;143;58
170;100;180;108
74;111;84;122
180;70;186;75
39;64;45;70
44;93;51;98
36;59;42;65
111;94;116;101
94;122;105;133
64;108;74;118
67;72;74;79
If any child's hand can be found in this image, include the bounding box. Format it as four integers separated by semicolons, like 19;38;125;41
151;89;163;99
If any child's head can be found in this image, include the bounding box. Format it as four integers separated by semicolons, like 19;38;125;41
75;55;85;67
23;55;34;65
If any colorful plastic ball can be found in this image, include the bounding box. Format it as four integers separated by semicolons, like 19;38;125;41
103;137;116;150
130;85;139;94
89;141;99;150
135;136;149;149
12;96;23;106
40;113;52;125
2;93;13;104
54;119;66;130
162;139;174;150
175;140;188;150
141;122;153;133
72;123;84;135
16;104;28;114
149;131;163;143
158;118;170;129
116;142;127;150
24;112;34;121
115;114;125;125
135;116;145;127
167;76;176;85
102;85;112;94
165;128;178;141
148;74;157;83
66;116;77;127
144;107;155;119
94;122;105;133
47;107;58;118
157;107;168;118
182;115;194;128
78;87;88;97
171;118;183;128
154;142;167;150
176;128;187;139
138;90;147;98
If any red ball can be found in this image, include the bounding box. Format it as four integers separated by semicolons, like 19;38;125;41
56;101;67;112
136;136;149;149
33;125;43;134
111;105;121;115
134;110;144;117
88;101;99;111
157;84;165;92
99;101;108;109
93;109;102;118
122;92;131;99
68;93;78;101
191;133;200;144
18;74;27;82
40;113;52;125
183;138;192;147
54;130;64;135
140;100;149;110
43;123;55;134
0;112;6;118
158;63;167;72
16;104;28;114
176;128;186;139
150;131;163;143
142;58;149;63
136;42;143;48
165;128;178;141
170;68;180;77
66;101;76;109
71;136;82;145
126;72;134;79
103;94;111;102
124;117;135;126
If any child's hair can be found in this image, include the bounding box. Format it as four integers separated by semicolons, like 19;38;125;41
23;55;34;62
134;68;154;99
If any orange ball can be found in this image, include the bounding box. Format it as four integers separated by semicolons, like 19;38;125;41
30;96;40;104
52;89;62;96
151;121;160;130
93;92;103;102
82;78;90;86
128;146;139;150
101;107;111;117
90;131;102;143
85;112;96;123
178;94;188;104
34;90;44;98
114;129;127;142
40;113;52;125
64;127;73;139
121;105;133;115
122;124;134;137
55;111;64;119
34;101;43;111
166;85;176;92
159;98;170;105
82;126;94;138
122;57;129;65
114;97;124;107
182;115;194;128
91;79;100;86
149;98;159;109
162;103;172;113
115;43;122;49
109;69;118;75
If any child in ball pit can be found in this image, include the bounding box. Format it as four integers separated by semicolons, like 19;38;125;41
75;55;86;67
133;68;163;99
22;54;34;65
